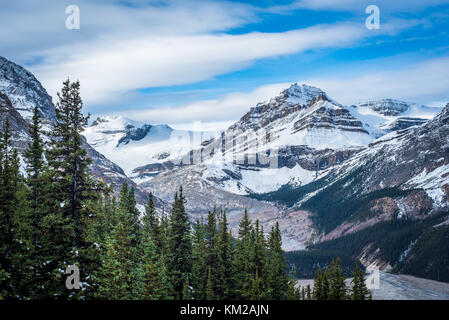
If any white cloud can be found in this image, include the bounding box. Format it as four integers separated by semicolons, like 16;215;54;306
271;0;449;13
31;22;371;105
306;56;449;105
118;56;449;127
116;82;290;125
1;0;423;109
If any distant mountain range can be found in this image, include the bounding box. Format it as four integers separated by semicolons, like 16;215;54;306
1;56;448;282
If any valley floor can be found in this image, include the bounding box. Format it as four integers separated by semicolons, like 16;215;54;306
297;271;449;300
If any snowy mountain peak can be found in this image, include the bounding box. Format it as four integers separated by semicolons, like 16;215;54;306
281;83;328;105
358;98;411;116
91;115;143;130
0;56;56;123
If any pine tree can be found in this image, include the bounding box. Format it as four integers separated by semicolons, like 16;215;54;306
238;209;251;239
12;105;47;298
216;211;232;299
328;258;347;300
10;179;36;298
167;186;192;298
231;209;254;299
312;267;323;300
266;222;288;300
0;119;22;297
286;266;301;300
206;209;218;295
140;194;169;300
250;270;265;300
143;193;163;252
45;79;101;297
182;274;191;300
252;221;266;287
23;106;45;219
350;264;371;300
159;207;169;257
305;284;312;300
97;202;139;299
118;183;142;246
322;267;330;300
191;219;208;300
46;79;98;246
301;287;306;300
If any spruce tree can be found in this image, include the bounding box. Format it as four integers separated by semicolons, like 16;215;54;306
141;195;168;300
167;186;192;298
266;222;288;300
45;79;101;297
216;211;233;299
143;193;163;252
97;193;141;300
305;284;312;300
0;119;22;297
182;274;191;300
286;266;300;300
231;209;254;299
23;106;45;220
191;219;208;300
350;264;371;300
313;267;323;300
328;258;347;300
16;105;46;298
322;267;330;300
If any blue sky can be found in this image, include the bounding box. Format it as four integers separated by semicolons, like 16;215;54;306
1;0;449;129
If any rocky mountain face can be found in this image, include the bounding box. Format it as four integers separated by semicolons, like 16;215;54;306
0;57;55;124
0;56;160;208
256;104;449;273
127;83;444;249
2;56;447;267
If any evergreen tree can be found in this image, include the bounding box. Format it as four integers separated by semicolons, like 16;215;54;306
45;79;101;297
10;180;36;298
0;119;22;297
23;106;45;238
216;211;233;299
191;219;208;300
328;258;347;300
12;105;47;298
143;193;163;252
97;205;138;299
205;209;218;297
167;186;192;298
312;267;323;300
266;222;288;300
141;203;168;300
322;267;330;300
305;284;312;300
350;264;371;300
182;274;191;300
286;266;301;300
250;270;264;300
231;209;254;299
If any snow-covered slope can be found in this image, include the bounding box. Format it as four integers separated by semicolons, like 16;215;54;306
350;99;440;137
83;115;217;175
132;84;441;196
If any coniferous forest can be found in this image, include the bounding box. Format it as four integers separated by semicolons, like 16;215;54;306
0;79;370;300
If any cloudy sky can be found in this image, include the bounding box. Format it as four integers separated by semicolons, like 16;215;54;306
2;0;449;129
